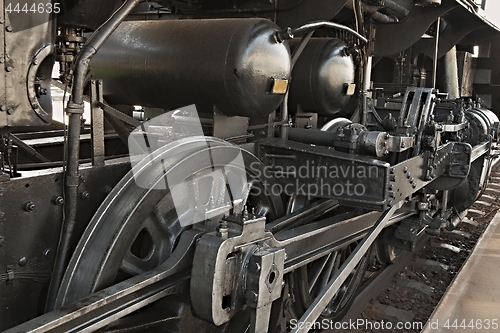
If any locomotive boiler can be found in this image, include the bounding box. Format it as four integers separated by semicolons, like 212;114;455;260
0;0;499;332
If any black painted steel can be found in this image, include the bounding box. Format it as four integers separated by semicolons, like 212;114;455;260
92;19;291;118
288;38;355;116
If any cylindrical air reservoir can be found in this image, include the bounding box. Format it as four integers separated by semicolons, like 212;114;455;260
92;18;291;118
288;38;355;116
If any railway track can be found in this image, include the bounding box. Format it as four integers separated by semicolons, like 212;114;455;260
326;168;500;333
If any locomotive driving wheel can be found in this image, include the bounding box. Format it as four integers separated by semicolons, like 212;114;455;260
286;195;370;325
55;136;283;332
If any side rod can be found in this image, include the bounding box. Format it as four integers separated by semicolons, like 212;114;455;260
290;203;402;333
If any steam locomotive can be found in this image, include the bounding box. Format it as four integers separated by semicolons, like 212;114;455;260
1;0;499;332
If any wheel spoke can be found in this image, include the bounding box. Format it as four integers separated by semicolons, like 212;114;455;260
307;253;332;294
319;251;338;291
120;250;154;276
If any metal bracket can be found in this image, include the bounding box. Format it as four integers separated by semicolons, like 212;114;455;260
191;213;285;332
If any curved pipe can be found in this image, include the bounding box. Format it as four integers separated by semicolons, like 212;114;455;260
46;0;145;311
277;21;368;45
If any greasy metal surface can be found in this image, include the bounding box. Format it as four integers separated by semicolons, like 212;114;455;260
288;38;355;116
257;138;391;210
92;19;291;118
0;161;130;330
1;3;55;127
55;137;283;307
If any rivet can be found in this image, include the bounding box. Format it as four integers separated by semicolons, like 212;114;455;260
32;104;39;109
18;257;28;266
52;196;64;205
80;191;90;200
0;105;5;111
0;236;4;247
5;66;13;72
32;58;38;65
6;108;13;115
24;202;35;212
0;211;4;220
5;26;12;32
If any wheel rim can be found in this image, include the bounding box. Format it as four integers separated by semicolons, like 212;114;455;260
55;137;283;331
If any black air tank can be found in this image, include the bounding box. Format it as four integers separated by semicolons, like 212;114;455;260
92;19;291;118
288;38;355;116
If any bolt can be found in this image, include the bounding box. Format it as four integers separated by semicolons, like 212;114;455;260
401;142;406;148
18;256;28;266
6;108;13;115
24;202;35;212
32;104;39;109
254;262;261;272
53;196;64;205
5;26;12;32
5;66;13;72
388;185;394;191
384;150;389;155
461;165;468;172
406;172;411;179
43;249;51;258
0;236;4;247
390;167;395;174
0;105;5;111
32;58;38;65
80;191;90;200
245;290;259;304
0;211;4;220
0;187;3;196
403;167;408;173
387;201;393;207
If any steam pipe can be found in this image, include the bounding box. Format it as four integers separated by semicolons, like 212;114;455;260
46;0;145;311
